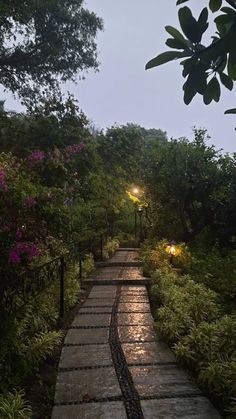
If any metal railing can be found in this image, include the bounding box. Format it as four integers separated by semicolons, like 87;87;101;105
2;230;109;319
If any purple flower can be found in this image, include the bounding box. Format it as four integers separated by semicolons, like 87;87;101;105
64;143;85;161
9;241;41;264
28;150;45;167
9;250;21;264
28;243;41;260
24;196;36;207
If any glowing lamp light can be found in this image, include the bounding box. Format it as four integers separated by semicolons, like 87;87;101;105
133;188;139;195
169;245;176;255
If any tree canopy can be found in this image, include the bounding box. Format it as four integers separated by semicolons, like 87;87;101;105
0;0;103;104
146;0;236;114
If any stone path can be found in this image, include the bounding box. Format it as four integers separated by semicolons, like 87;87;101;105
52;249;220;419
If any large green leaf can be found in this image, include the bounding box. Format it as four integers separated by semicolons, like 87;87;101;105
188;64;207;94
145;51;184;70
166;38;187;49
220;72;234;90
227;58;236;80
176;0;189;4
183;80;196;104
178;7;202;43
225;108;236;114
165;25;186;42
209;0;222;12
200;26;236;62
198;8;209;36
203;77;221;104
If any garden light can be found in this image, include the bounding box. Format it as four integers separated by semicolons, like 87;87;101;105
133;187;139;195
165;242;177;264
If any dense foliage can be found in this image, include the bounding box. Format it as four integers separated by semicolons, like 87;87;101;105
0;0;103;104
143;237;236;416
141;128;236;244
146;0;236;113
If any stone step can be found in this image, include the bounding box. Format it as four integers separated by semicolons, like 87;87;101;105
83;278;151;286
96;261;143;267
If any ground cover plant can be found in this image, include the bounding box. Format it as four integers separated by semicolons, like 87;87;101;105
143;239;236;416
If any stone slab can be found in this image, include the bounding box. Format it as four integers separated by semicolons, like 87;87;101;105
88;292;116;299
141;397;221;418
79;306;113;314
59;344;112;369
119;295;149;303
122;342;176;364
90;285;117;292
118;303;150;313
130;365;200;397
52;402;127;419
121;286;147;292
72;314;111;327
54;368;121;404
118;325;158;343
82;299;114;307
65;328;109;345
121;267;144;279
118;313;153;326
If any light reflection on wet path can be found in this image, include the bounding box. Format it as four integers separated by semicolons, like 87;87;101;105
52;249;221;419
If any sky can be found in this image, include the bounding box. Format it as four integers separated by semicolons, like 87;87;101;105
2;0;236;153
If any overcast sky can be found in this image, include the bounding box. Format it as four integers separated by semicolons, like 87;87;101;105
3;0;236;153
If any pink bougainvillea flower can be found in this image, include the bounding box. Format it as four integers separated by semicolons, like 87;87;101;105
28;150;45;167
9;241;41;264
64;143;85;162
24;196;36;207
28;243;41;260
9;250;21;264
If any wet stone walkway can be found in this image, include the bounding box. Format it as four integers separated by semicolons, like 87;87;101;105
52;249;220;419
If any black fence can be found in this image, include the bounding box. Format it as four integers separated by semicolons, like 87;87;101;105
2;231;109;319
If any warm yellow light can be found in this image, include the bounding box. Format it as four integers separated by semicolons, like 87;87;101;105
165;244;177;255
169;245;176;255
133;188;139;195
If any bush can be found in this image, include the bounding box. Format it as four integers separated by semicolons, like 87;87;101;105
189;247;236;304
152;269;219;342
0;390;32;419
103;237;120;260
81;253;95;278
150;255;236;415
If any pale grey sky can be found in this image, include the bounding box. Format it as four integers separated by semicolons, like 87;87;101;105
2;0;236;153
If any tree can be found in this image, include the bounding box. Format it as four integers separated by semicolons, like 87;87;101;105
142;128;236;243
146;0;236;114
0;0;103;104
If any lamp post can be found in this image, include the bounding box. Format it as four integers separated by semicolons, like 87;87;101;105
132;188;140;242
137;205;144;244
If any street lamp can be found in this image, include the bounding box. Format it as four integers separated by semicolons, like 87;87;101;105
132;187;141;241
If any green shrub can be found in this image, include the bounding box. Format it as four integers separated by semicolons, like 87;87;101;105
189;247;236;304
103;237;120;260
152;269;219;342
82;253;95;278
0;390;32;419
175;315;236;370
115;232;137;248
